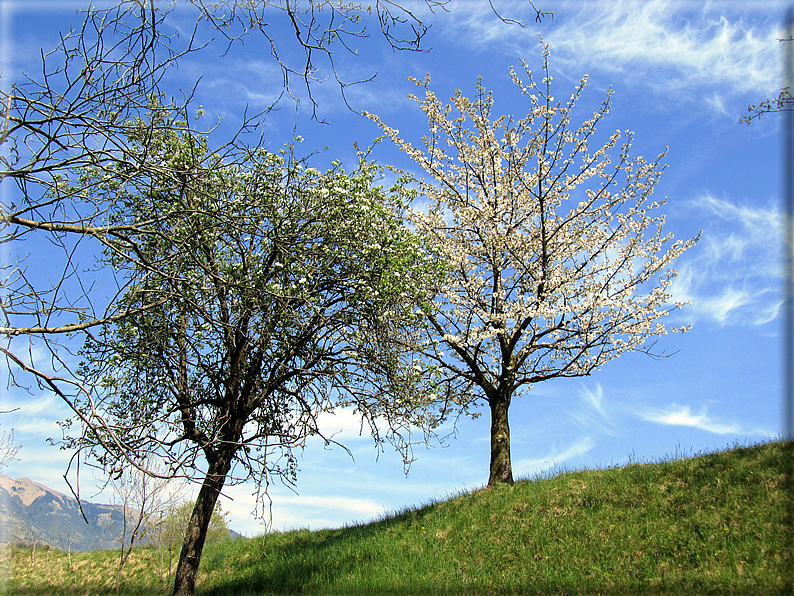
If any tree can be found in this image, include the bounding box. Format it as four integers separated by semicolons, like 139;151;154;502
0;429;20;471
142;489;229;586
55;527;79;572
742;86;794;123
149;484;188;585
157;499;232;568
66;111;442;596
365;40;699;486
1;1;251;450
0;0;442;510
104;459;176;594
1;0;546;497
0;3;539;592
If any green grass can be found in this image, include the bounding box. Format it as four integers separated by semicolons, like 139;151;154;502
6;439;792;595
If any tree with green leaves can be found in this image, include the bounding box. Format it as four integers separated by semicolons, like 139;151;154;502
153;498;231;586
67;111;444;596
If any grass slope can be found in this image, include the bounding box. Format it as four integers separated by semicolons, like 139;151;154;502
6;440;791;595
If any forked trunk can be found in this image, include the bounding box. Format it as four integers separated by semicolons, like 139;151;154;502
172;457;232;596
488;392;513;486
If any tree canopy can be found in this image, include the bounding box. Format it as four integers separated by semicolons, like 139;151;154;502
64;110;444;594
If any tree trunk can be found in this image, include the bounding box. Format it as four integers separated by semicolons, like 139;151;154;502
172;457;232;596
488;392;513;486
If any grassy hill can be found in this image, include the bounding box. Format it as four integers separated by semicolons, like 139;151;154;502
5;439;791;595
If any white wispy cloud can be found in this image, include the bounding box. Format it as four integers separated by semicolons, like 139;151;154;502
316;408;371;442
638;403;742;434
670;195;783;326
697;286;754;326
705;93;731;118
8;418;63;438
569;383;619;437
274;493;384;518
513;436;595;477
175;56;284;115
581;383;606;417
233;486;387;533
2;391;66;418
314;406;434;448
549;0;781;92
697;194;783;241
439;0;783;112
754;299;784;325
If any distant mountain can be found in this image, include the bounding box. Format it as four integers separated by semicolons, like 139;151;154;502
0;474;128;551
0;474;244;552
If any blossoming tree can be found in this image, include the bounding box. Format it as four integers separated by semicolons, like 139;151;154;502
365;41;699;486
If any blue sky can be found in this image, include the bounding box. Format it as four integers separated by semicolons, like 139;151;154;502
0;0;789;536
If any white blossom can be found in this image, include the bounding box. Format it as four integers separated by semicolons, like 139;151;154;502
366;43;699;485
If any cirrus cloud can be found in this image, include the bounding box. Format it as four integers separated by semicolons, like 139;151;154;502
639;403;742;434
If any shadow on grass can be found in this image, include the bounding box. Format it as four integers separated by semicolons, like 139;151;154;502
198;503;443;596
